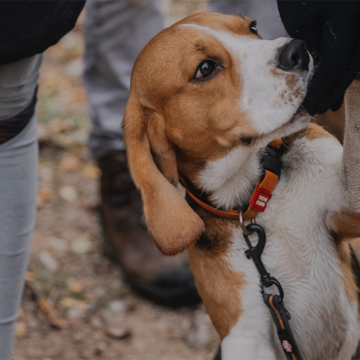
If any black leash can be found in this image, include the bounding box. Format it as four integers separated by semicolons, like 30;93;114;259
242;141;303;359
350;245;360;360
243;223;303;360
350;245;360;304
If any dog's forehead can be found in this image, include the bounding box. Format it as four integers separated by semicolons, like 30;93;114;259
133;13;255;89
177;12;253;36
137;12;254;63
173;13;257;51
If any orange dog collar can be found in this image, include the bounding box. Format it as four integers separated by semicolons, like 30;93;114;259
185;138;283;222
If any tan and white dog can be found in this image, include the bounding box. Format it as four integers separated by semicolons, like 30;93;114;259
123;12;360;360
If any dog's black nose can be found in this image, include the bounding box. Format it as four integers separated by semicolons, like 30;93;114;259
278;39;309;71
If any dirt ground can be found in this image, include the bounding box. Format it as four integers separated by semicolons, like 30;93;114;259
11;2;221;360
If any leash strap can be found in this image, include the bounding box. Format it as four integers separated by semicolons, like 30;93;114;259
350;245;360;360
352;342;360;360
263;294;303;360
243;223;303;360
351;342;360;360
350;245;360;304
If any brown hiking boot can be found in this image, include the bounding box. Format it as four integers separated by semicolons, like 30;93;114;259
98;152;200;306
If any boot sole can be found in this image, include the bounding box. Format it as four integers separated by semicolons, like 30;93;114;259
100;209;201;308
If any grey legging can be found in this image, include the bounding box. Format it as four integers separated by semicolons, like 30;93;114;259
0;55;41;360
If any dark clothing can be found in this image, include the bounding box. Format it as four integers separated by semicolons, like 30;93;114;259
0;87;37;145
0;1;357;117
277;1;360;115
0;0;85;66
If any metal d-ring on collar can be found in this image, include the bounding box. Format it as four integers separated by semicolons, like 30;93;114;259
239;209;255;236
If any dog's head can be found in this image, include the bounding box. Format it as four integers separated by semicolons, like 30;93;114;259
123;12;314;255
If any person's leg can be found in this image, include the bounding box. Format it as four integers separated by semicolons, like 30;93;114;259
85;0;164;158
0;117;38;360
84;0;200;306
209;0;285;39
0;55;41;360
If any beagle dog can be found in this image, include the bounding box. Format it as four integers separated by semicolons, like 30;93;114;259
123;12;360;360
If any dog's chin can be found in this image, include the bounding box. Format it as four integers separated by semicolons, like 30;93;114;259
249;107;311;149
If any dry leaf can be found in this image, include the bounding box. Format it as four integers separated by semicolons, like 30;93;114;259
108;300;126;314
70;237;93;255
60;297;88;311
48;118;76;134
67;280;85;294
71;87;86;102
39;166;54;183
25;277;68;329
66;308;85;320
37;124;50;143
37;188;53;207
59;155;80;172
59;186;78;202
105;326;131;340
15;322;27;337
38;299;68;329
48;236;68;254
25;272;35;282
83;165;101;179
38;251;59;273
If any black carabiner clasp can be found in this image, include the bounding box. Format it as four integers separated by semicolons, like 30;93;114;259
243;223;266;259
243;223;284;301
264;277;284;301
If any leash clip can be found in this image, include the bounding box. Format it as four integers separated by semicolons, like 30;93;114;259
243;223;284;301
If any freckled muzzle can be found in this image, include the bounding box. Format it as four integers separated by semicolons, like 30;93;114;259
278;39;310;72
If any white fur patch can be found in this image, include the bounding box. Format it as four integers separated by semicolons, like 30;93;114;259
198;146;260;209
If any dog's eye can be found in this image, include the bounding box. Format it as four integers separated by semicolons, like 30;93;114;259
195;60;217;79
249;21;258;35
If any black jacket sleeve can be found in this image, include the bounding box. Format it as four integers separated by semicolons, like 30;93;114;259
0;0;85;66
277;1;360;115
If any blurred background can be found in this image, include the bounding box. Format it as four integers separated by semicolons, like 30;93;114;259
11;1;221;359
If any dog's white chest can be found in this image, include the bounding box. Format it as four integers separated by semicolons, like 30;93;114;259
223;138;359;360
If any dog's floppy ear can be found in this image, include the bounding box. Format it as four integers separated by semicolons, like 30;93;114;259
123;95;204;256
